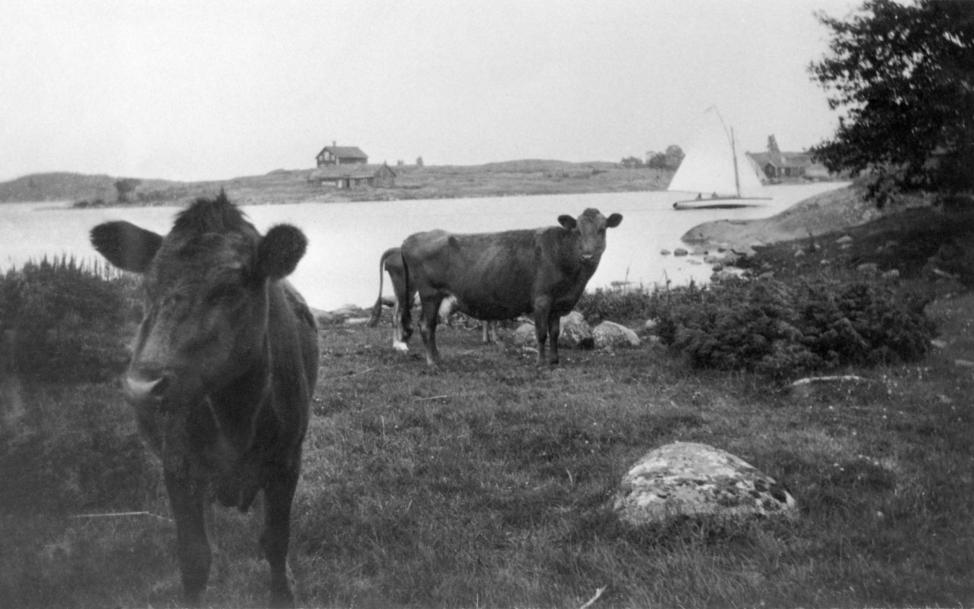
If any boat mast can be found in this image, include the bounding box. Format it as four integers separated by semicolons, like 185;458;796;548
730;126;741;198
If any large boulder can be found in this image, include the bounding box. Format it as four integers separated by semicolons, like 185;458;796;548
613;442;797;526
593;321;640;349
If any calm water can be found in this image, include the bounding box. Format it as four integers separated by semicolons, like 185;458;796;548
0;183;845;311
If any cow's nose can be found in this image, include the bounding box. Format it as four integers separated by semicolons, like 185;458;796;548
123;371;170;404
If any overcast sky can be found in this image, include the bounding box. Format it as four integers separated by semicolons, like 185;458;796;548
1;0;860;182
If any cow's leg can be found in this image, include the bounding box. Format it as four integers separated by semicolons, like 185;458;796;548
546;311;561;365
261;468;299;608
394;274;412;346
533;298;552;366
391;299;409;353
482;321;498;344
418;294;443;367
164;471;211;607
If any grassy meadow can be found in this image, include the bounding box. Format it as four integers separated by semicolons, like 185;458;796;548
2;208;974;608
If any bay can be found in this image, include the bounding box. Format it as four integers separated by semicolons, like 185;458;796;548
0;182;845;311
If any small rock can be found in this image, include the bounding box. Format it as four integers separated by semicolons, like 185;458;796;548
955;359;974;369
930;339;948;349
512;323;536;346
660;249;671;256
857;262;879;275
559;311;594;349
711;269;739;282
881;269;900;281
673;248;689;257
593;321;640;349
836;235;853;245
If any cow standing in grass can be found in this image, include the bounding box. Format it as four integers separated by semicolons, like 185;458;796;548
399;208;622;367
90;193;318;608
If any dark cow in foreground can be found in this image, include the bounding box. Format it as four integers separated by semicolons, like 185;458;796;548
399;208;622;367
90;193;318;608
368;246;497;350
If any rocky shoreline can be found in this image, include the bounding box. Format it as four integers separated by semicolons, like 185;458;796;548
680;184;876;253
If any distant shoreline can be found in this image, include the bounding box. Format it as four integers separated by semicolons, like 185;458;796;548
0;160;831;208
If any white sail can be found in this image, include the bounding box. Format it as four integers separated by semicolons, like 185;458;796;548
668;110;765;198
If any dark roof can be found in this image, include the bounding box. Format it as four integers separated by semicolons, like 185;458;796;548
316;146;368;160
748;151;811;169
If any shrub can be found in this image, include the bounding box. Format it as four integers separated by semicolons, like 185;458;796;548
576;284;673;324
656;274;935;379
0;256;140;382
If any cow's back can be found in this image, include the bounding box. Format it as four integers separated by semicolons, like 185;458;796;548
403;229;541;319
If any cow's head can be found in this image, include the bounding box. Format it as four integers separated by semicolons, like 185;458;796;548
90;193;307;471
557;208;623;266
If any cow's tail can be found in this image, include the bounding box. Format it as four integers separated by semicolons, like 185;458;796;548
368;248;395;327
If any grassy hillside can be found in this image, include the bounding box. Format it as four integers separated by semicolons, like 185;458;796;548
2;202;973;607
0;161;671;206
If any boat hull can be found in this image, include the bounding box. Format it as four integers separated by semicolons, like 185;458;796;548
672;196;771;210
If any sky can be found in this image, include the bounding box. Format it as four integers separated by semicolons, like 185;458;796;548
1;0;861;182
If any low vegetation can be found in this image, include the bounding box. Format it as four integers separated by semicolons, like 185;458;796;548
654;274;934;378
2;211;972;608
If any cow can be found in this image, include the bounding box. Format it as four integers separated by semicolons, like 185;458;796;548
89;192;318;608
367;246;497;350
398;208;622;368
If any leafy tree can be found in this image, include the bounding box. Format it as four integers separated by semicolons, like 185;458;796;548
114;178;141;203
646;145;684;170
664;145;685;170
809;0;974;206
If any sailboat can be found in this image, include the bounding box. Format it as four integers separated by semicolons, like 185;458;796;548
669;107;770;210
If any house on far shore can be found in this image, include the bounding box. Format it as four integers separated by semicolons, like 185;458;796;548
308;163;397;189
748;135;831;182
316;142;369;167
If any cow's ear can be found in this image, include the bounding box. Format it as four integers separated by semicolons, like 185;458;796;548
257;224;307;279
558;215;577;230
90;221;163;273
606;213;623;228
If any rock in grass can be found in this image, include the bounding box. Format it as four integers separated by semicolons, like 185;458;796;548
559;311;594;349
593;321;640;349
613;442;797;526
512;311;594;349
512;323;536;346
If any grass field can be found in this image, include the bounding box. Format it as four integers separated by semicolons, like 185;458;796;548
3;288;973;608
2;201;973;608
